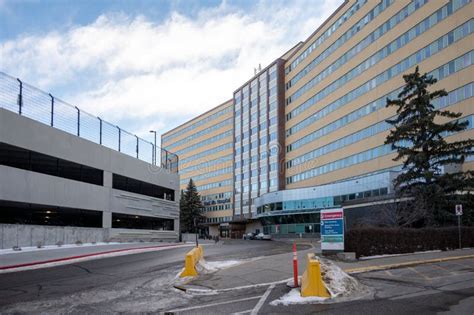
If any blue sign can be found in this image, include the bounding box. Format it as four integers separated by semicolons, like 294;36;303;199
321;219;343;235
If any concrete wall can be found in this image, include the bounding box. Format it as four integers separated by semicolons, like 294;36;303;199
0;108;180;242
181;233;198;242
0;223;108;249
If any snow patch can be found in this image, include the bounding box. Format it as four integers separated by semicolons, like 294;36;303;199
198;259;244;272
271;288;327;306
272;255;373;305
359;250;442;260
319;257;366;298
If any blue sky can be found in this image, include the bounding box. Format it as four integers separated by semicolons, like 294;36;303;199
0;0;342;144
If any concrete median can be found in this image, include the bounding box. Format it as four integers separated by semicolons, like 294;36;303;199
300;253;330;298
180;245;204;277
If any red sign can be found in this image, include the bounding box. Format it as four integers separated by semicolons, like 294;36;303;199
321;212;343;220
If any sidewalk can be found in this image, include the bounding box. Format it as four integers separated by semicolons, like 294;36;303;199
186;246;474;291
0;241;191;271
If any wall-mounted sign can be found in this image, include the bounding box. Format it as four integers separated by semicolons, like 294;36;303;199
321;208;344;251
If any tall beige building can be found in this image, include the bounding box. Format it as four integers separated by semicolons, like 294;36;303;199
161;100;234;237
163;0;474;237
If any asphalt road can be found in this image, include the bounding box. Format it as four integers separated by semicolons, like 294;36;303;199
0;240;300;313
1;240;473;314
168;257;474;315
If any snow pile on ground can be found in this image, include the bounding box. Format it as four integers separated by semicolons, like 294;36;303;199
272;255;372;305
198;258;246;272
319;257;367;298
270;288;328;306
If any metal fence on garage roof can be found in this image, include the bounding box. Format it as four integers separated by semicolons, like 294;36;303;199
0;71;178;173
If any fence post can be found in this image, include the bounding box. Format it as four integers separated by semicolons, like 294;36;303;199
98;117;102;145
117;126;121;152
75;106;80;136
16;78;23;115
135;135;139;158
49;93;54;127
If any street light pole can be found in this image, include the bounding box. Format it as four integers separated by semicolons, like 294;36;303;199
194;217;199;248
149;130;157;165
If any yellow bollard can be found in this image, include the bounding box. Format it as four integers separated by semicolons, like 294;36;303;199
180;245;204;277
300;253;330;297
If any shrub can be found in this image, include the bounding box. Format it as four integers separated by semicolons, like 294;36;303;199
75;240;83;246
36;241;43;249
56;241;64;247
346;227;474;258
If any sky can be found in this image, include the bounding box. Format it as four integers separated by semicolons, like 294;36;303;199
0;0;343;145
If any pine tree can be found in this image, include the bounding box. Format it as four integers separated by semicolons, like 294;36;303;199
179;179;203;233
385;66;474;226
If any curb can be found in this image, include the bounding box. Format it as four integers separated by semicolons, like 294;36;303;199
344;254;474;274
0;243;188;271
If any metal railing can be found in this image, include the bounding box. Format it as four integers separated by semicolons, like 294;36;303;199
0;71;178;173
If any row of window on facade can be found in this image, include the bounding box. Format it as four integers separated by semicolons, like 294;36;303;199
204;216;232;223
162;106;232;143
235;178;279;194
202;203;232;211
256;187;389;214
234;163;279;180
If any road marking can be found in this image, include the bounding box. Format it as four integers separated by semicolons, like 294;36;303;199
185;278;291;295
384;270;394;277
0;244;193;274
251;284;275;315
232;310;253;315
168;296;262;313
408;267;431;280
431;263;456;275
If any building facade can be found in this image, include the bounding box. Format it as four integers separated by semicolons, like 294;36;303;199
0;74;180;248
161;100;234;237
231;59;286;236
163;0;474;237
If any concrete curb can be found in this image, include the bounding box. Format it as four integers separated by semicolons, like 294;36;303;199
344;254;474;274
0;243;188;271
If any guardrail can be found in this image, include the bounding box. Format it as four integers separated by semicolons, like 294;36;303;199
0;71;178;173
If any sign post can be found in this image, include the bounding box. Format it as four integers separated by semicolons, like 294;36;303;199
455;204;463;249
320;208;344;254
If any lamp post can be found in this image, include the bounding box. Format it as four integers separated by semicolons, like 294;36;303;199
149;130;157;165
194;217;199;248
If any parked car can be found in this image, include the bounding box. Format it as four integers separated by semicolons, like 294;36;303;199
243;232;256;240
255;233;271;240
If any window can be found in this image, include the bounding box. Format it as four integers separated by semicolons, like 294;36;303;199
0;200;102;228
112;174;175;201
112;213;174;230
0;142;103;186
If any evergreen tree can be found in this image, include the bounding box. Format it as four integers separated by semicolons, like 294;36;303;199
385;66;474;226
179;179;203;233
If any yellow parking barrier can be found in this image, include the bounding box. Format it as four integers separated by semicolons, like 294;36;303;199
180;245;204;277
301;253;330;297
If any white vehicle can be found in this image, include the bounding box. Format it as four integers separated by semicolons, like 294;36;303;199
243;232;256;240
255;233;271;240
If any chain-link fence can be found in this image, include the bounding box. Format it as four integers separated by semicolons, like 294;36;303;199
0;71;178;173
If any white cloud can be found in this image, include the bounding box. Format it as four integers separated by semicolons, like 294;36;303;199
0;0;343;141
